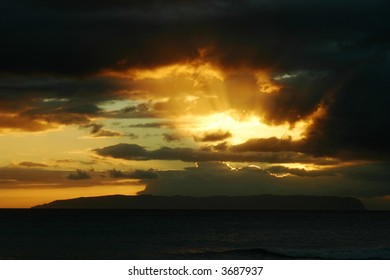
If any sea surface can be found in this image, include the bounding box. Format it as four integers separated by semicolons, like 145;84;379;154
0;209;390;259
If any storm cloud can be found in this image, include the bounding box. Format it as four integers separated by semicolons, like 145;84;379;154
138;162;390;199
0;0;389;161
94;143;339;165
1;0;388;75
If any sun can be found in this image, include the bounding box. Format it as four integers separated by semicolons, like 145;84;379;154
176;111;308;145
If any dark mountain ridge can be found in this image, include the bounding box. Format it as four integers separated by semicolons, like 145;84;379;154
32;194;366;210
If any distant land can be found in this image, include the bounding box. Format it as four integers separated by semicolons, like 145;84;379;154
32;194;366;211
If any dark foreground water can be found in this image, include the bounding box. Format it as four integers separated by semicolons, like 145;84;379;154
1;210;390;259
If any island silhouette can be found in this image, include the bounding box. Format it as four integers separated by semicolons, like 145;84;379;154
32;194;366;211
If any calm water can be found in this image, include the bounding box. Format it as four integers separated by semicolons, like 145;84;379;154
0;210;390;259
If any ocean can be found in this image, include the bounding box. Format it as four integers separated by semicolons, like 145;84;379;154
0;209;390;260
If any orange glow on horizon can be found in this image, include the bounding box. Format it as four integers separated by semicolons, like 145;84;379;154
0;184;146;208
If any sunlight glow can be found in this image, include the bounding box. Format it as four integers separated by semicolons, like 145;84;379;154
100;62;321;148
176;112;308;145
255;72;281;94
102;62;224;81
0;184;146;208
275;163;319;171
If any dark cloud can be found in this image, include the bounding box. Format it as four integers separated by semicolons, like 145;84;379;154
97;144;148;159
1;0;388;75
257;71;331;124
211;141;229;152
0;74;144;130
231;137;302;153
0;167;67;186
121;103;151;114
130;169;159;179
81;122;123;137
0;115;56;132
94;130;123;137
105;103;158;119
127;122;173;128
83;123;104;134
301;59;390;160
108;169;124;178
194;131;232;142
63;103;101;115
163;133;182;142
18;161;49;168
0;76;121;109
67;169;91;180
55;159;97;165
137;161;390;198
108;168;158;179
95;143;339;165
127;133;139;139
338;163;390;183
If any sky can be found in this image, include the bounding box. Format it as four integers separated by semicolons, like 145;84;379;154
0;0;390;208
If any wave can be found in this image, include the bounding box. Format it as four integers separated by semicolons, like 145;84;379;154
180;247;390;260
269;247;390;260
177;247;309;260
